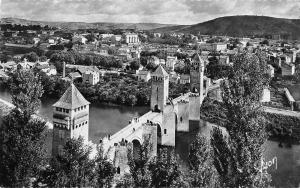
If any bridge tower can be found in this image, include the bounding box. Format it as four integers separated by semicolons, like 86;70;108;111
189;53;205;125
190;53;205;104
52;83;90;157
151;65;169;112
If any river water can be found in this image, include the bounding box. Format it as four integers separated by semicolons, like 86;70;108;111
0;89;299;187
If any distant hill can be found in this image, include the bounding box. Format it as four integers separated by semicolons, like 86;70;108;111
152;16;300;39
0;17;175;31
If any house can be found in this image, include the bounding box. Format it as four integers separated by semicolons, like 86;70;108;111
179;74;190;84
285;85;300;111
48;38;55;44
159;59;166;65
82;70;100;85
147;56;160;65
153;33;162;38
166;56;177;71
281;62;295;76
137;69;151;82
267;64;275;78
169;71;180;84
260;88;271;103
0;70;9;80
0;61;17;72
68;72;82;81
124;33;139;44
72;35;88;44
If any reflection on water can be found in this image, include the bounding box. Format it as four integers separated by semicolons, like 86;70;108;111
0;89;299;187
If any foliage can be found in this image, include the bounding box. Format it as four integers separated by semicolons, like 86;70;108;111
145;62;158;72
22;52;39;62
210;52;272;187
129;60;140;70
206;55;232;79
127;136;153;187
39;138;95;187
95;144;116;187
149;147;186;187
75;75;150;106
0;70;46;187
188;134;219;188
10;69;44;118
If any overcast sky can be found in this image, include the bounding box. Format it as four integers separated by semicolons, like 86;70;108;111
1;0;300;25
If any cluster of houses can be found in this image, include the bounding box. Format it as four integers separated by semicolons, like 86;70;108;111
0;58;57;78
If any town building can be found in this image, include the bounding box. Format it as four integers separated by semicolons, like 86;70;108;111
166;56;177;71
82;70;100;85
52;83;90;156
179;74;190;84
124;33;139;44
137;68;151;82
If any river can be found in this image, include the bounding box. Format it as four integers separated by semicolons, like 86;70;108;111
0;89;299;187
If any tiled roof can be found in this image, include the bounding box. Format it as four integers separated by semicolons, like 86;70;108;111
152;65;168;76
53;83;90;109
287;84;300;101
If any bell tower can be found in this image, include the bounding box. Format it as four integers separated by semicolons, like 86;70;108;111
52;83;90;157
151;65;169;112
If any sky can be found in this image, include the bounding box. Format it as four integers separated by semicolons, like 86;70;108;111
1;0;300;25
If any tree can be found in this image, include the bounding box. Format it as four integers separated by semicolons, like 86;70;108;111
22;52;39;62
130;60;140;70
146;62;158;72
149;148;186;187
206;56;231;80
188;134;219;187
39;138;95;187
95;144;115;187
210;52;271;187
127;136;153;187
10;69;44;117
0;69;46;187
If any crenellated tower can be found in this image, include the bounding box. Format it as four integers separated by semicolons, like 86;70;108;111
52;83;90;156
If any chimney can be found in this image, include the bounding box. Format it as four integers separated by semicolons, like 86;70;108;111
62;61;66;78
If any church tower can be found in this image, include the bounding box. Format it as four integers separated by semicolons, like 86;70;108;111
190;53;205;103
151;65;169;112
52;83;90;156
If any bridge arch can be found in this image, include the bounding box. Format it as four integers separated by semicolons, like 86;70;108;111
132;139;141;160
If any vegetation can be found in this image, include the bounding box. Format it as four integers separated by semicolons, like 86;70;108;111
206;55;232;79
210;52;271;187
188;134;219;187
0;69;46;187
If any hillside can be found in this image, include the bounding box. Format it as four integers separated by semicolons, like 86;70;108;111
0;17;175;30
152;16;300;39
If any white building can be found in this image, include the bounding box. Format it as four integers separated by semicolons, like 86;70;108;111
137;69;151;82
125;33;139;44
82;70;100;85
166;56;177;71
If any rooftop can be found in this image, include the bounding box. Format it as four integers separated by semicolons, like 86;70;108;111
287;84;300;101
53;83;90;109
152;65;168;77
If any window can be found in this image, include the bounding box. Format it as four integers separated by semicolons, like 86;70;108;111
86;121;88;124
84;105;86;109
180;117;183;122
65;109;69;113
81;106;83;110
56;107;62;112
58;130;65;139
164;129;167;134
72;125;75;130
58;145;64;156
75;109;77;112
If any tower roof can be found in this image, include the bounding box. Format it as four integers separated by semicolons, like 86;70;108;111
53;83;90;109
192;53;205;65
152;65;168;77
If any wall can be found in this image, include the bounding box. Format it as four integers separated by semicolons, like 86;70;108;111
162;105;176;146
